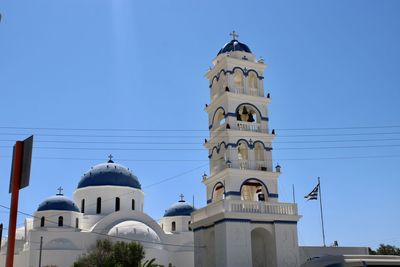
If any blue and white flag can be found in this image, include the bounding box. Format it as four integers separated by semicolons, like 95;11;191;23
304;183;319;200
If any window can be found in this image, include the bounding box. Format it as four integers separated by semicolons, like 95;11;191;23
132;199;135;210
172;221;176;232
115;197;120;212
96;197;101;214
40;216;45;227
81;199;85;213
188;221;191;231
75;218;79;228
58;216;63;227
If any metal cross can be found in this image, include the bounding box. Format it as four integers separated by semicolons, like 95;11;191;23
57;186;63;195
179;194;185;201
108;154;113;161
229;30;239;40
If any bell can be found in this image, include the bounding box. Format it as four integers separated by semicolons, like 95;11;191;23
247;113;255;122
236;113;241;120
242;106;249;115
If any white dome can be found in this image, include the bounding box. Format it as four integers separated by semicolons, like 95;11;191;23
108;221;161;244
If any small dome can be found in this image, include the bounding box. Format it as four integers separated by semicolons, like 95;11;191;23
164;197;195;217
217;39;252;56
77;161;141;189
108;221;160;244
37;194;80;212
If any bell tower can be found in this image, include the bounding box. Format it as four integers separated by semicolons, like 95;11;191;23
191;33;301;267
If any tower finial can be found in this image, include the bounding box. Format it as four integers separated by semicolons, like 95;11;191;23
179;194;185;202
108;154;114;163
57;186;63;196
229;30;239;40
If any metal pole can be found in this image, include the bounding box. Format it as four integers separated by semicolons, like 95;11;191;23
6;141;23;267
38;236;43;267
318;177;326;247
0;223;3;252
292;184;296;203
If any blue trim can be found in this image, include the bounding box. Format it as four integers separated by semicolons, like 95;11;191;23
193;218;297;231
207;199;212;204
208;140;272;158
269;193;279;198
225;191;241;197
209;67;264;88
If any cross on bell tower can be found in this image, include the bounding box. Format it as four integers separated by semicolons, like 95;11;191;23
108;154;114;163
229;30;239;40
57;186;63;196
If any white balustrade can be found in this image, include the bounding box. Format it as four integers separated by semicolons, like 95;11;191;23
237;121;260;132
232;87;244;94
239;159;248;169
248;87;259;96
192;200;297;223
255;161;267;171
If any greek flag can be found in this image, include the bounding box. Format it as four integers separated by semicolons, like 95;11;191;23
304;183;319;200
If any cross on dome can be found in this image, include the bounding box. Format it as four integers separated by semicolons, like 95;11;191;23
179;194;185;202
57;186;63;196
108;154;114;163
229;30;239;40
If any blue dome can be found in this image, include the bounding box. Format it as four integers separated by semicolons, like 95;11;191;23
77;161;141;189
164;200;195;217
217;39;252;56
37;195;80;212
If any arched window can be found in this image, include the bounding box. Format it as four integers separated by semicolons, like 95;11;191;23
81;199;85;213
241;179;268;202
115;197;120;212
172;221;176;231
248;73;258;89
214;109;225;128
238;142;248;169
254;143;266;170
96;197;101;214
213;183;225;202
75;218;79;228
58;216;63;227
219;74;226;94
233;70;244;89
40;216;45;227
188;221;191;231
131;199;135;210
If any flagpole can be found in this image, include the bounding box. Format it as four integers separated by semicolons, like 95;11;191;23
318;177;326;247
292;184;296;203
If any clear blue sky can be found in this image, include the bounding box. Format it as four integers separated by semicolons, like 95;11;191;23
1;0;399;249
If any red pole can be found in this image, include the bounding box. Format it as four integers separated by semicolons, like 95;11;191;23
5;141;23;267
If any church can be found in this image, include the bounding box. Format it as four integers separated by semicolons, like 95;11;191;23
1;33;399;267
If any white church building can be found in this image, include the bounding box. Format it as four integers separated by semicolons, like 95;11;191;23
1;34;399;267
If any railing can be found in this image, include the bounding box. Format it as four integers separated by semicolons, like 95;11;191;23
248;87;259;96
232;87;244;94
237;121;260;132
192;200;297;222
255;161;267;171
239;159;248;169
228;201;297;215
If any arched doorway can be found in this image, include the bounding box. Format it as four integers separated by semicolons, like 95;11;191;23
251;228;275;267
